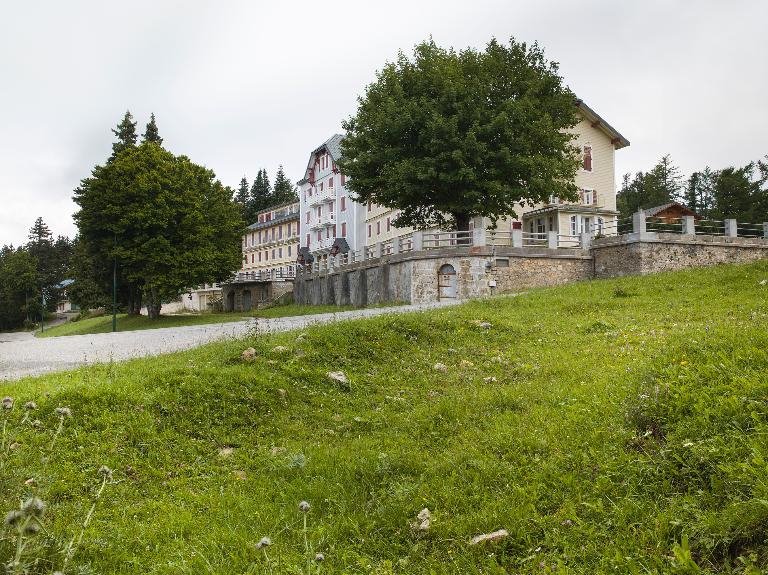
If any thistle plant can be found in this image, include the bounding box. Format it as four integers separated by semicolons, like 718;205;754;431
255;536;273;574
1;396;13;454
60;465;113;572
3;497;46;575
49;407;72;452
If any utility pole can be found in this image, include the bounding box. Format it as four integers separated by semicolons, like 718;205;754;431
40;289;45;334
112;235;118;332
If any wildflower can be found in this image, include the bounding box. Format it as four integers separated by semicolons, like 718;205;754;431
2;396;13;409
98;465;113;480
21;497;46;518
4;510;22;526
299;500;310;513
315;552;325;562
255;536;271;549
24;401;37;410
55;406;72;417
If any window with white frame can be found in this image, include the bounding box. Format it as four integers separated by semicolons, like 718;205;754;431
570;215;577;236
582;189;594;205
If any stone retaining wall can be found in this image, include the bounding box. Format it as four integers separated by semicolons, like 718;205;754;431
593;233;768;278
293;233;767;306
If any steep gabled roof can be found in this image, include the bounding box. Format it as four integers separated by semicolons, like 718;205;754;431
297;133;345;185
576;100;630;149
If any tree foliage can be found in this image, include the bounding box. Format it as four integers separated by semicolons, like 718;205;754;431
74;142;243;319
142;113;163;145
338;37;581;230
0;245;37;330
271;165;298;206
619;154;768;222
111;111;138;160
617;155;684;218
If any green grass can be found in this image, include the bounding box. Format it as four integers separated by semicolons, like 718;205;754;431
3;261;768;574
36;304;367;338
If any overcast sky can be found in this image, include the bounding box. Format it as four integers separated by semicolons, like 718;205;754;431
1;0;765;246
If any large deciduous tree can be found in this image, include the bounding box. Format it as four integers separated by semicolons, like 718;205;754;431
74;142;243;319
337;37;581;231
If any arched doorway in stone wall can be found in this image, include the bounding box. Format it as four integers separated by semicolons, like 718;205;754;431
242;290;252;311
438;264;457;301
226;290;235;312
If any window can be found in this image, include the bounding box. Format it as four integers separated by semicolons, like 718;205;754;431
332;225;337;238
328;177;333;188
341;222;346;237
279;248;282;257
583;145;593;172
529;221;534;234
306;211;310;224
596;217;605;236
317;231;321;241
570;215;577;236
376;221;381;235
340;196;346;211
317;206;322;217
326;227;330;239
306;234;310;247
288;246;292;256
367;224;371;238
386;217;391;232
329;201;334;212
582;189;594;205
258;252;262;262
341;174;346;186
278;226;283;239
265;251;268;261
536;219;545;235
548;216;554;232
251;254;254;263
319;182;323;192
272;249;276;259
271;228;275;240
581;217;592;235
367;202;371;212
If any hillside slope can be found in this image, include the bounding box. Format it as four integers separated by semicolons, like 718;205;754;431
2;261;767;574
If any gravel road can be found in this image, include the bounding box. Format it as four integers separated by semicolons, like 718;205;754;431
0;301;460;381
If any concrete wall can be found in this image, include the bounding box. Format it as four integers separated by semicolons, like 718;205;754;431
222;280;293;312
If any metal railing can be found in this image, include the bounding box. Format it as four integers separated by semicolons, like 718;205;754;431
522;232;547;247
231;268;296;282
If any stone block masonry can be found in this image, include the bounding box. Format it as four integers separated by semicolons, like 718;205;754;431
593;233;768;279
294;247;594;306
293;233;767;306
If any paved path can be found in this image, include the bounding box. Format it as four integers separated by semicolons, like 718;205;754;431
0;301;461;381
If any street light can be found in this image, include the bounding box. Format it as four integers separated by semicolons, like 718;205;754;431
112;234;117;332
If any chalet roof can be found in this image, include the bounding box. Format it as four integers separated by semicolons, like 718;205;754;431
643;202;698;217
575;100;630;149
297;134;345;185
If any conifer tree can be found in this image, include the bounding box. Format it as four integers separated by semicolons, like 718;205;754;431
249;169;272;214
272;165;298;205
235;176;251;222
142;113;163;145
111;111;138;159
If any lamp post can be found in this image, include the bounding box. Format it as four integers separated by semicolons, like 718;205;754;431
40;288;45;334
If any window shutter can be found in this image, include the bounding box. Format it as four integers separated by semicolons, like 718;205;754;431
593;190;598;205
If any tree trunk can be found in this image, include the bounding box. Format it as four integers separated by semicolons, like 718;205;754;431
454;213;471;245
145;287;162;320
127;285;143;316
454;213;471;232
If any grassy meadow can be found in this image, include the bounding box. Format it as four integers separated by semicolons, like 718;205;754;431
2;261;768;574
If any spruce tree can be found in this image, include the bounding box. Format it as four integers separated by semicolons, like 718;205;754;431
111;111;138;159
249;169;272;214
235;176;251;222
142;113;163;145
272;165;298;205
